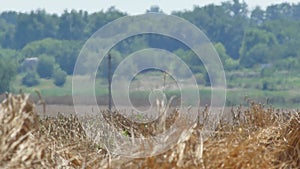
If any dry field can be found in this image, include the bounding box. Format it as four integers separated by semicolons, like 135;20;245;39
0;93;299;168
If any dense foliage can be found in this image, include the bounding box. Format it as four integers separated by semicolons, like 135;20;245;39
22;71;40;87
0;48;17;93
53;68;67;86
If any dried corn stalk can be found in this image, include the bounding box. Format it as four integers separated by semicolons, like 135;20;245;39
0;93;54;168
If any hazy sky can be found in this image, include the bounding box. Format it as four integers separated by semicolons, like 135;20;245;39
0;0;300;15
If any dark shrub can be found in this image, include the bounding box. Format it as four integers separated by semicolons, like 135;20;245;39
22;71;40;87
53;68;67;86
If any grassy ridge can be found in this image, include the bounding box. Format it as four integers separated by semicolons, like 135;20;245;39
10;75;300;108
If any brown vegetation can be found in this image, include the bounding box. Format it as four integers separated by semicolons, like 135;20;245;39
0;93;299;168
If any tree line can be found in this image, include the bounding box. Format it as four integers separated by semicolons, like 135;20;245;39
1;0;300;92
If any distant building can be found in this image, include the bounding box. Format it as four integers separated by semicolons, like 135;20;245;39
20;57;39;72
261;63;272;69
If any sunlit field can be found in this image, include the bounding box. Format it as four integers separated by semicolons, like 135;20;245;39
0;93;299;168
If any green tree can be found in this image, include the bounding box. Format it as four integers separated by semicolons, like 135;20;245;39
239;28;279;67
53;68;67;86
37;54;55;78
115;35;148;56
21;38;81;74
22;71;39;87
214;42;239;71
0;18;15;48
214;42;230;64
194;73;205;85
262;20;300;59
86;8;125;34
0;58;17;93
240;43;270;67
173;49;204;74
204;72;211;86
14;10;58;49
224;58;239;71
58;10;88;40
174;1;248;59
250;6;265;26
0;48;18;93
2;2;300;73
265;3;293;20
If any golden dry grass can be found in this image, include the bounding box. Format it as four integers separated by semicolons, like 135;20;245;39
0;93;299;168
